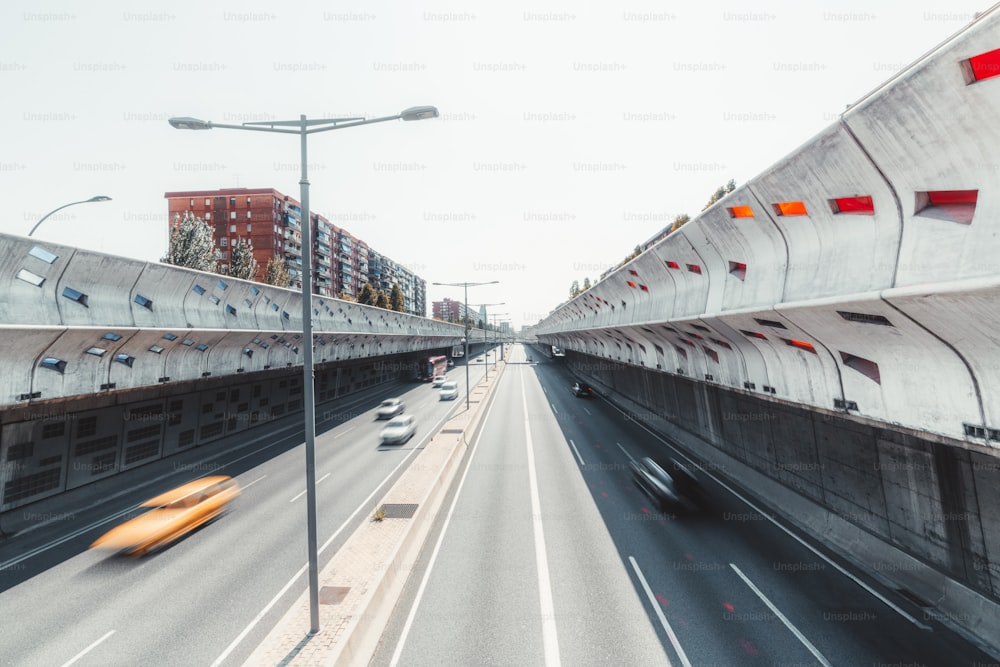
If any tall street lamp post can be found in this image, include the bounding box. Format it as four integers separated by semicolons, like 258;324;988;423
470;302;504;380
433;281;498;409
28;196;112;237
490;313;509;360
169;105;438;634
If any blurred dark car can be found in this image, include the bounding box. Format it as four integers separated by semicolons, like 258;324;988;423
572;381;593;397
630;456;705;513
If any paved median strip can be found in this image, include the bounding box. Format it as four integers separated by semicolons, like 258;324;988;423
245;365;506;666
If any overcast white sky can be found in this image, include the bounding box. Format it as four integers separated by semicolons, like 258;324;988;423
0;1;989;329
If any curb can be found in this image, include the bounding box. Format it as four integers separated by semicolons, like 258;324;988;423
244;360;506;666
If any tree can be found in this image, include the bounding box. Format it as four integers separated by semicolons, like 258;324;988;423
165;211;215;272
263;256;289;288
702;178;737;211
624;244;642;263
582;277;592;291
569;280;581;298
375;291;390;309
229;237;258;281
389;283;405;312
669;213;691;233
357;283;378;306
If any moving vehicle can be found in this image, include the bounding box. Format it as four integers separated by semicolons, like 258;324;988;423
90;476;240;557
630;457;704;513
439;381;459;400
450;344;464;358
380;414;416;444
432;375;447;387
572;381;593;397
375;397;405;419
552;346;565;357
416;355;449;382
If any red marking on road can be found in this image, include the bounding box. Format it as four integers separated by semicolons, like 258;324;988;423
723;602;735;613
684;553;694;561
640;507;651;514
594;443;602;448
740;639;758;656
655;593;669;607
600;491;608;497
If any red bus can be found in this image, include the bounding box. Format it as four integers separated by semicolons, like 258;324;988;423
417;355;449;381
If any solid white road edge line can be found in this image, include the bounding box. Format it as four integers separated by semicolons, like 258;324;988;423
522;372;562;665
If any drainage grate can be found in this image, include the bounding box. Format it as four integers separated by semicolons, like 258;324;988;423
379;503;418;519
440;428;464;434
320;586;350;605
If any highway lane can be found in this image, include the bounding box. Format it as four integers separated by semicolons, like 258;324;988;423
541;359;998;666
0;359;489;667
373;344;998;666
372;345;672;666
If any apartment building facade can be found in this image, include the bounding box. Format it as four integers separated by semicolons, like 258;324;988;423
164;187;426;316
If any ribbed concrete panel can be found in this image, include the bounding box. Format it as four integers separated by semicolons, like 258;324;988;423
886;280;1000;435
128;261;198;329
0;328;74;403
702;316;772;391
778;297;979;439
711;310;843;406
844;15;1000;286
649;236;712;320
697;194;788;312
744;125;899;302
666;319;745;386
26;329;145;403
0;237;74;326
53;251;144;327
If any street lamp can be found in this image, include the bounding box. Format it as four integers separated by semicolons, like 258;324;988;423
28;195;112;237
489;313;509;361
470;303;504;380
433;281;498;409
170;105;438;634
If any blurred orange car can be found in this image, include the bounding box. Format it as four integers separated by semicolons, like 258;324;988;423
90;476;239;556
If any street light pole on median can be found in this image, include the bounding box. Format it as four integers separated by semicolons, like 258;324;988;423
433;281;498;409
28;196;112;237
470;302;504;381
169;105;438;634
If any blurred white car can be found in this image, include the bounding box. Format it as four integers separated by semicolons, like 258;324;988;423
439;381;459;400
375;398;405;420
432;375;447;387
380;414;416;444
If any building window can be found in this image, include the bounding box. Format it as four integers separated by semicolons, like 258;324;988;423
205;212;211;220
205;198;211;206
230;197;236;206
246;223;251;232
230;212;236;220
247;196;251;205
190;199;194;207
247;211;252;219
220;237;228;247
230;224;236;232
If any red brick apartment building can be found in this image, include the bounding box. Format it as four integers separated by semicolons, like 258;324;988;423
164;188;426;316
